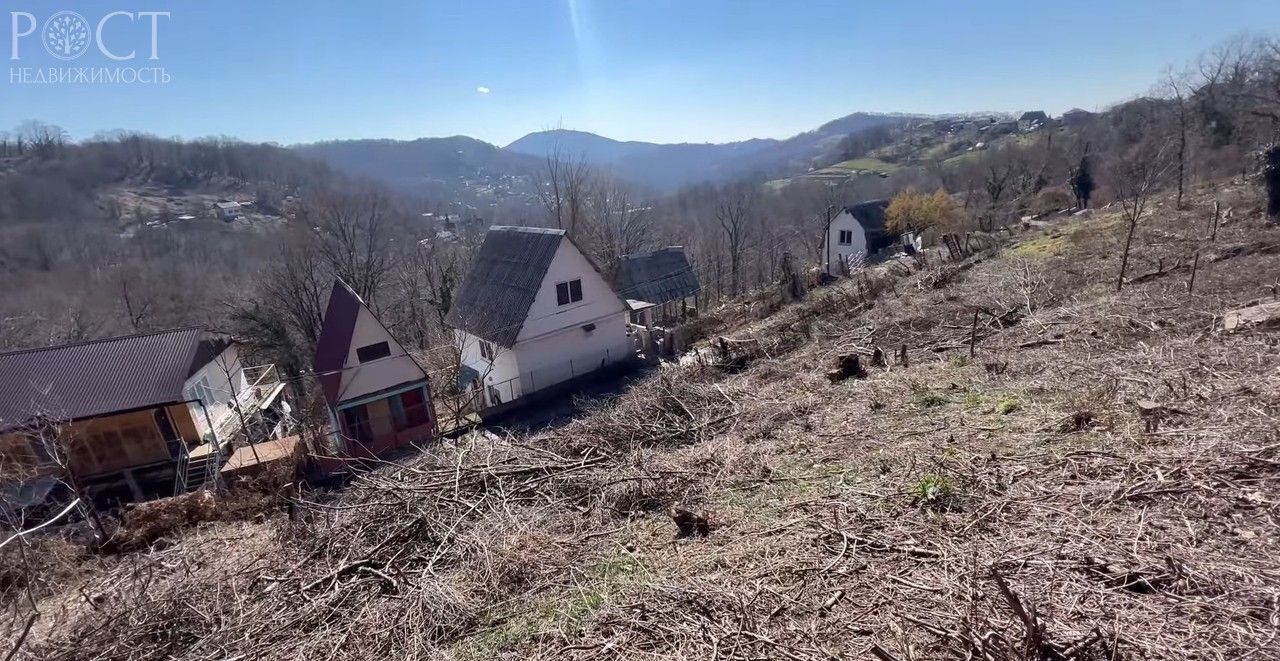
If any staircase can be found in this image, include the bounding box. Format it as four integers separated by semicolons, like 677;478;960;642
173;443;225;494
182;453;219;491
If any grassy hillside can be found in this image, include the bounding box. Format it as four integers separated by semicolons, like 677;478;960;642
6;179;1280;660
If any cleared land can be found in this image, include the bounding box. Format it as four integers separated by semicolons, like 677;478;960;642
4;180;1279;661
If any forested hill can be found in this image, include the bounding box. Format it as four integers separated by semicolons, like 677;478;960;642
505;113;920;191
295;136;543;200
0;130;335;226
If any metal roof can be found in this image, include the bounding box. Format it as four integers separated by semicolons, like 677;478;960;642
615;247;700;304
313;280;363;407
0;327;231;431
445;226;566;348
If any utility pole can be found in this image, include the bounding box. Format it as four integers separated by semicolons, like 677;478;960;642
823;204;836;276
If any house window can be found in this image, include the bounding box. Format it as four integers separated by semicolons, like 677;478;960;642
838;230;854;246
479;340;496;362
186;376;214;407
555;279;583;306
340;405;372;444
356;341;391;363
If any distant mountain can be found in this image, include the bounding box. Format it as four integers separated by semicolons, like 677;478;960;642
505;113;919;191
296;112;925;198
295;136;542;199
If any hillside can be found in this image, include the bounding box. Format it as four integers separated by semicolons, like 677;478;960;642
295;136;543;202
506;113;917;191
296;112;922;198
8;178;1279;660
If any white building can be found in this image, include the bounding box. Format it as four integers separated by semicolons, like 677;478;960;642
447;226;633;410
214;201;243;220
824;200;904;276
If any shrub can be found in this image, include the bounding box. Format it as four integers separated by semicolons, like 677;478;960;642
910;474;958;511
996;397;1020;415
913;391;949;408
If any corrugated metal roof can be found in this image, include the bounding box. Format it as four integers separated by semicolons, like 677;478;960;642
615;247;700;304
445;226;565;348
0;327;231;431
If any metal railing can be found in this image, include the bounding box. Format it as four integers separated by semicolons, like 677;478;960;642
212;364;282;439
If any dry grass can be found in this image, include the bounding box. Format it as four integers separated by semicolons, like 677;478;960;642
4;179;1279;660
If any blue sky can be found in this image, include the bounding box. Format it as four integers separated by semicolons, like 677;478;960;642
2;0;1277;146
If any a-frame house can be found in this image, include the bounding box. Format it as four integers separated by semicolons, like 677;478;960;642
313;280;437;457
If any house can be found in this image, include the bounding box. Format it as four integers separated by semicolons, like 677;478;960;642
1061;108;1094;126
1018;111;1049;131
0;327;290;510
823;200;901;276
615;247;701;358
616;247;700;326
214;201;243;220
447;226;633;411
314;280;438;458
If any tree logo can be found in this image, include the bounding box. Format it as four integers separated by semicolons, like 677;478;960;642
42;11;91;60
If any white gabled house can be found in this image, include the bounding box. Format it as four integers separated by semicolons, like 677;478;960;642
446;226;633;410
823;199;918;276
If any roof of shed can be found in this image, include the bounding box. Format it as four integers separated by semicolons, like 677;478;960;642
0;327;232;431
444;226;567;348
615;247;700;304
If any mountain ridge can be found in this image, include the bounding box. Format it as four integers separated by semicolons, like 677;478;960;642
295;111;926;196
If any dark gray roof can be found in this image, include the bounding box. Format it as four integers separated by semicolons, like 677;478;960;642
843;200;898;253
445;226;566;348
0;327;231;431
1019;110;1048;122
615;247;700;304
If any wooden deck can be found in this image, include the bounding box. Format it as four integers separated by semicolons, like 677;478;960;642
221;436;300;475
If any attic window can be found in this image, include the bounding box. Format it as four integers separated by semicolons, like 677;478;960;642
838;230;854;246
356;341;391;363
556;279;583;306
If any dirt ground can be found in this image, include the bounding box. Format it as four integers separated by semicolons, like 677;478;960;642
4;179;1278;660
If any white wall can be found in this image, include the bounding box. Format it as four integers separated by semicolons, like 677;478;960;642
514;311;631;392
335;305;427;405
517;240;628;342
514;238;630;393
185;344;247;440
825;211;870;276
456;329;523;405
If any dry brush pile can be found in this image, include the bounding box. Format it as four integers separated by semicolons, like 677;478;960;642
5;180;1280;660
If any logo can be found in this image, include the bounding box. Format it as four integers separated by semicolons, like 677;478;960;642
8;9;172;85
42;11;90;60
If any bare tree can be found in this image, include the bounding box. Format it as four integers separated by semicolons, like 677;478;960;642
1;417;104;540
535;145;594;237
14;120;67;159
1163;68;1193;208
715;183;756;297
230;232;328;379
302;186;396;306
584;177;653;279
1113;142;1172;292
